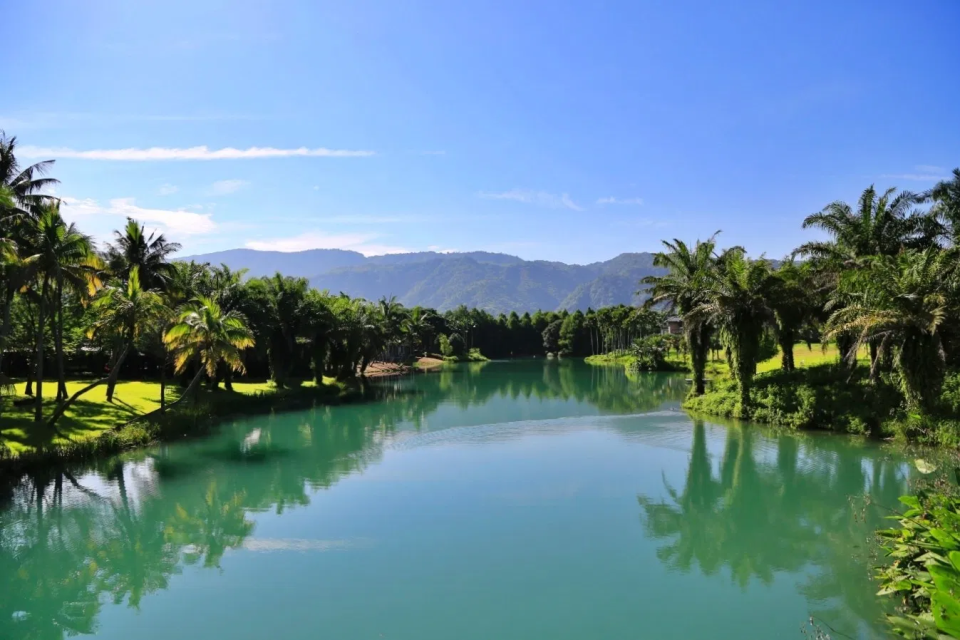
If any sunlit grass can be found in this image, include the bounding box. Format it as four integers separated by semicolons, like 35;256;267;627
0;378;318;455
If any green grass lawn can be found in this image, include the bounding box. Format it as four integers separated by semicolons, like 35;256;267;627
588;342;869;377
0;377;337;455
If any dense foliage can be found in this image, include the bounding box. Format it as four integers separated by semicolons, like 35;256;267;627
876;484;960;638
641;175;960;440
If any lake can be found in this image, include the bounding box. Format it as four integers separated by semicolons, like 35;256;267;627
0;360;911;639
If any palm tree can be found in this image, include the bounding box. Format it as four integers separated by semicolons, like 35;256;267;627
688;250;775;412
106;219;181;292
641;237;719;396
0;130;59;214
163;297;255;403
797;185;930;265
21;203;102;420
32;203;101;401
929;168;960;246
46;267;166;426
824;249;957;412
768;261;814;372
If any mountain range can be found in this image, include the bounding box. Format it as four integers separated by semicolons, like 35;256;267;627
179;248;666;314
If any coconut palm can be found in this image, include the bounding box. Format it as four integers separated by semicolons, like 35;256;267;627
825;249;958;412
163;297;255;402
0;130;59;215
688;250;775;412
21;203;102;420
105;219;181;292
641;237;719;396
33;203;101;401
46;267;167;426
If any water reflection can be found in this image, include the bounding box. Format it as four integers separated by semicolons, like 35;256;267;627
0;362;907;639
638;420;909;637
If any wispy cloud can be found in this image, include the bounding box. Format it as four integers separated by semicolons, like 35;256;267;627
60;196;216;236
158;184;179;195
246;230;409;256
882;165;950;182
19;145;375;161
478;189;583;211
597;196;644;206
881;173;949;182
207;179;248;195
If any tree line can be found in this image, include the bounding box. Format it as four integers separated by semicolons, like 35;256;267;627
643;173;960;419
0;131;675;428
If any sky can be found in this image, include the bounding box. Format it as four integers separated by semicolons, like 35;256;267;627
3;0;959;264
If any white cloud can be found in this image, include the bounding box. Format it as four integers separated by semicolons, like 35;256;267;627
60;196;216;236
246;230;409;256
916;164;945;174
597;196;644;205
478;189;583;211
881;173;949;182
18;145;375;161
207;179;248;195
158;183;179;195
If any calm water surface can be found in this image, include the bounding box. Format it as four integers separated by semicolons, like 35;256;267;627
0;361;912;639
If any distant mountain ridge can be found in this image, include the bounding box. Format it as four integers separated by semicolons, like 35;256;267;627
179;248;666;314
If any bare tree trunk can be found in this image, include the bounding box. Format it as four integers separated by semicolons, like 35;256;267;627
46;345;130;427
35;276;49;423
106;329;133;403
55;277;68;401
160;363;166;411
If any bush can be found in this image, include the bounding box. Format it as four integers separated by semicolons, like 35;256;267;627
684;363;903;433
876;489;960;638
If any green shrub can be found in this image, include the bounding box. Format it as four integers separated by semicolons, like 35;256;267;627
877;490;960;638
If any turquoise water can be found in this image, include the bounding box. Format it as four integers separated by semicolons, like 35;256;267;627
0;360;909;639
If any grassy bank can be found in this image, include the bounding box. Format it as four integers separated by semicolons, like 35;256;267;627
0;377;357;473
586;342;863;375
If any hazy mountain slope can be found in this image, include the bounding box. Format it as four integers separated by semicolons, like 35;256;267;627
181;247;666;312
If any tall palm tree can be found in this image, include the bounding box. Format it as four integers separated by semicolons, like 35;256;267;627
163;297;255;403
768;260;814;372
33;203;101;401
46;267;167;426
0;130;59;214
641;237;719;396
106;219;181;292
688;250;775;412
22;204;102;420
825;249;957;412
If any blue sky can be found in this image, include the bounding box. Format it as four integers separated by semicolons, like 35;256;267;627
3;0;958;263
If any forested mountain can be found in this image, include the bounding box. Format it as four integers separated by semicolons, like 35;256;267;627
180;249;665;313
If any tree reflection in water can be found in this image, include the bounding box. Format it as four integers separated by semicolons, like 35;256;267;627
0;361;905;639
638;419;910;638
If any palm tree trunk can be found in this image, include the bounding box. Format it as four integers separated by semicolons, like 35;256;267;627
106;329;133;403
46;344;130;427
159;359;166;411
55;276;67;401
778;330;795;372
34;276;50;423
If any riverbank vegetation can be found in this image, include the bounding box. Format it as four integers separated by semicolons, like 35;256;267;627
638;174;960;444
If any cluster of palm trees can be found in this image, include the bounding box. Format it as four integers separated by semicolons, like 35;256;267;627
0;134;439;426
643;174;960;415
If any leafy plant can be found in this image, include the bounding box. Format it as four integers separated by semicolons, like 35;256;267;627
876;490;960;638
